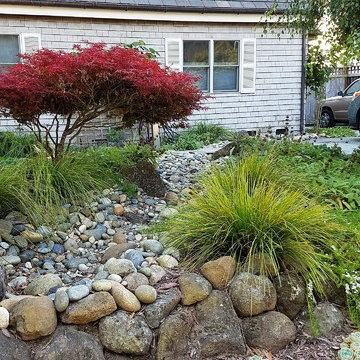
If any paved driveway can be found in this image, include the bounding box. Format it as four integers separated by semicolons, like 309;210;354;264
310;134;360;154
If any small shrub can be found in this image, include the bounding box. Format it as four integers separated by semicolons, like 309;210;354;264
163;122;232;150
160;155;340;292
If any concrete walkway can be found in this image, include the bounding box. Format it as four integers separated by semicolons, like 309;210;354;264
310;135;360;154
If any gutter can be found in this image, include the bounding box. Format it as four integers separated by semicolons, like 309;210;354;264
300;33;306;134
0;0;285;15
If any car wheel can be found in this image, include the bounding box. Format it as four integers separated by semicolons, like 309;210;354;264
320;109;335;128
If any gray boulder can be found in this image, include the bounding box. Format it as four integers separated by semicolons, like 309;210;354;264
178;273;212;305
195;290;246;358
144;288;181;328
34;327;105;360
0;332;31;360
229;272;276;316
274;273;306;319
24;274;62;296
302;302;344;337
99;311;152;355
242;311;297;353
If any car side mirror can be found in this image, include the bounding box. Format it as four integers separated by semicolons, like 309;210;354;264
338;90;344;96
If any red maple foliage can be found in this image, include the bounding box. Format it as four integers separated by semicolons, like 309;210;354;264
0;43;205;160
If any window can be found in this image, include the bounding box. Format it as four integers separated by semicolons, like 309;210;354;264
0;35;19;70
345;80;360;96
166;39;255;93
183;41;210;91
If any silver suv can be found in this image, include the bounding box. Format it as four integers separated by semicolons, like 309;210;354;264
320;79;360;128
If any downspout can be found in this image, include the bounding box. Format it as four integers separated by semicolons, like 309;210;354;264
300;33;306;134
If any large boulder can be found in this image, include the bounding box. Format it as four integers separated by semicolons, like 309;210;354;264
242;311;297;353
302;302;345;337
229;272;277;316
104;258;136;276
11;297;57;340
61;291;116;324
156;309;194;360
144;288;181;328
200;256;236;290
24;274;62;296
178;273;212;305
274;273;306;319
34;326;105;360
195;290;246;358
99;311;153;355
0;332;31;360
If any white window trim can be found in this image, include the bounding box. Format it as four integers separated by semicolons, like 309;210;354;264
19;33;42;54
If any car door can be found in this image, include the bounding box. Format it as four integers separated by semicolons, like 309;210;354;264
333;80;360;121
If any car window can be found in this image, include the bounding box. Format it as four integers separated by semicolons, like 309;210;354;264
345;80;360;96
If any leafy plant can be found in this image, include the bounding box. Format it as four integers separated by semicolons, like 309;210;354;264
0;43;204;160
107;128;125;145
163;122;232;150
0;132;37;158
159;155;339;293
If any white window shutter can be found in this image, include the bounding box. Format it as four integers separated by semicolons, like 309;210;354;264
165;39;182;71
241;39;256;93
19;33;41;55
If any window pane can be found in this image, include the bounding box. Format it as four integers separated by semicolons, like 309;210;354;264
183;41;209;65
183;66;209;91
214;41;239;65
346;81;360;96
0;35;19;64
214;66;238;91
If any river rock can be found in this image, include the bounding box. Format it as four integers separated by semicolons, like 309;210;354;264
303;302;345;336
67;285;90;301
24;274;62;296
200;256;236;290
113;232;127;244
104;258;136;276
92;279;112;292
274;273;306;319
144;288;181;328
178;273;212;305
111;282;141;312
61;291;116;324
0;332;31;360
54;288;69;312
113;204;124;216
229;272;277;316
195;290;246;357
102;243;137;263
124;272;149;292
0;255;21;266
148;264;166;285
142;240;164;255
135;285;157;304
157;254;178;269
34;326;105;360
124;249;144;268
0;306;9;328
99;310;152;355
242;311;297;353
11;297;57;340
20;230;43;243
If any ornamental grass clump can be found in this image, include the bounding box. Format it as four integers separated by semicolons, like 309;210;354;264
162;155;340;292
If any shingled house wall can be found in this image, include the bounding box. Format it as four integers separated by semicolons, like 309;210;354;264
0;15;303;143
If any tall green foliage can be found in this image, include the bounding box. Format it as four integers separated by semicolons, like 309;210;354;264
160;155;339;293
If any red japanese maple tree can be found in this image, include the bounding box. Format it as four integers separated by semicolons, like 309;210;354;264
0;43;204;160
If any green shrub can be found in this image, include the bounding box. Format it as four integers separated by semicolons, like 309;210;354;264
0;132;37;158
163;122;232;150
160;155;340;292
